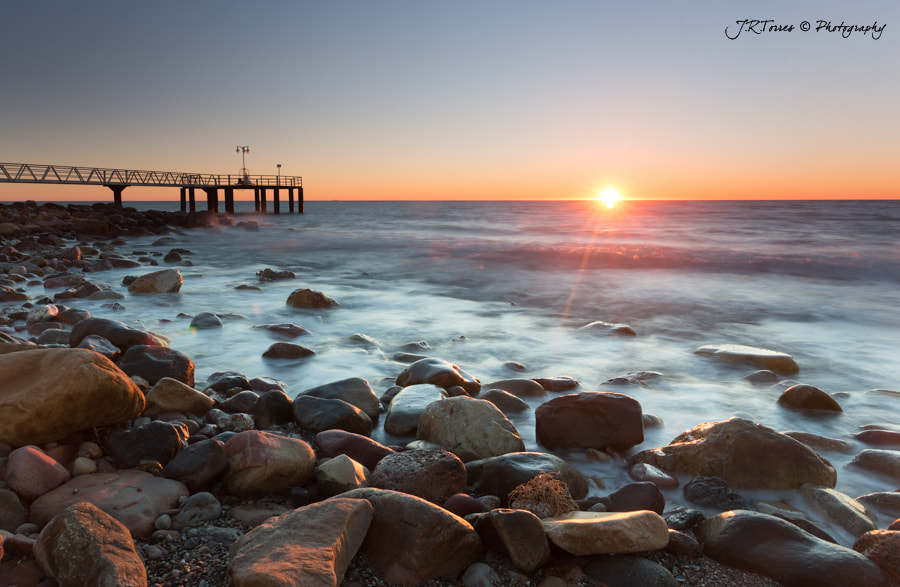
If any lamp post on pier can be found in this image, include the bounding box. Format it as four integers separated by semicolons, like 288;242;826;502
277;163;281;186
236;145;250;184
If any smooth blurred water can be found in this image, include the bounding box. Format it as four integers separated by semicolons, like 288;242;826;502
17;199;900;536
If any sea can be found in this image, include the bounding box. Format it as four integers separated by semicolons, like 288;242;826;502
19;198;900;541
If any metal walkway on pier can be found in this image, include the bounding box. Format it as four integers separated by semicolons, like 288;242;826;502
0;162;303;214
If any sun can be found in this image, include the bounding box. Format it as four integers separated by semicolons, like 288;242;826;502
596;187;622;208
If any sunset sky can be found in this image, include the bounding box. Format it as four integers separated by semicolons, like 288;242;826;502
2;1;897;202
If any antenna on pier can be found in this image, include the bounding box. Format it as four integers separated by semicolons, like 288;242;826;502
236;145;251;185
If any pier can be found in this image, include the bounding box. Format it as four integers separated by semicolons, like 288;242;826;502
0;163;303;214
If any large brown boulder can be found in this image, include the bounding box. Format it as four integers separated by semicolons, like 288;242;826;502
535;392;643;451
696;510;889;586
0;348;145;446
631;418;837;490
229;498;373;587
34;502;147;587
371;449;466;504
416;396;524;462
339;488;483;586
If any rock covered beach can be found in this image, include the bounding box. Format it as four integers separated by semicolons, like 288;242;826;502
1;201;900;586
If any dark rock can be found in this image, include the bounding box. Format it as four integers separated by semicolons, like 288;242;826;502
262;341;315;359
251;389;294;429
606;482;665;515
584;554;677;586
292;395;373;435
221;390;260;414
472;508;550;574
69;317;164;350
252;322;310;338
683;476;754;511
285;288;338;309
162;439;228;492
443;493;484;517
189;312;223;329
106;421;189;468
76;334;121;360
696;510;889;587
395;357;481;395
778;384;842;412
532;376;579;392
315;430;394;470
480;389;530;414
535;392;643;451
205;373;252;394
300;377;380;422
118;344;195;387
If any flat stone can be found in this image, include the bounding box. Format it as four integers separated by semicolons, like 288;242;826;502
542;510;669;556
694;344;799;375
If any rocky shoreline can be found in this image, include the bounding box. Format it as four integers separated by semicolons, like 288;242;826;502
1;201;899;586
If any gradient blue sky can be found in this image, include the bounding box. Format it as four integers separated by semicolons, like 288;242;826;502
2;1;897;201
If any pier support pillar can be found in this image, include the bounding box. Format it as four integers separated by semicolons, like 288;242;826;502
105;184;127;206
273;188;280;215
204;188;218;213
260;188;267;214
188;188;196;213
224;188;235;214
180;187;187;212
288;187;295;213
254;188;260;212
298;186;304;213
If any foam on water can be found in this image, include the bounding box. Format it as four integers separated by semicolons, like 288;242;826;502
11;199;900;544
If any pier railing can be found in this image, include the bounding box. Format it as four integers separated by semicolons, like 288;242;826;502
0;162;304;214
0;163;301;188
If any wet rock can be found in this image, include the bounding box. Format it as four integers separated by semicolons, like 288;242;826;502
76;333;121;359
34;502;147;587
801;484;877;539
578;320;636;336
542;510;669;556
466;452;589;505
30;470;189;539
292;395;374;435
396;357;481;395
286;287;338;309
144;377;214;417
69;316;164;350
262;341;315;359
483;378;546;398
744;369;781;384
229;498;372;587
472;508;550;574
118;344;195;386
532;376;579;392
371;449;466;504
106;420;189;468
162;438;228;492
632;417;837;490
339;488;483;586
299;377;380;422
683;476;754;511
696;510;889;587
384;383;446;436
315;430;394;470
628;462;680;489
784;430;854;453
127;268;182;293
316;454;370;497
252;322;310;338
602;371;664;386
443;493;484;517
778;384;842;412
416;396;524;462
0;347;145;446
850;449;900;483
223;430;315;497
535;392;643;451
189;311;223;329
480;388;530;414
854;429;900;448
694;343;799;375
5;445;71;501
